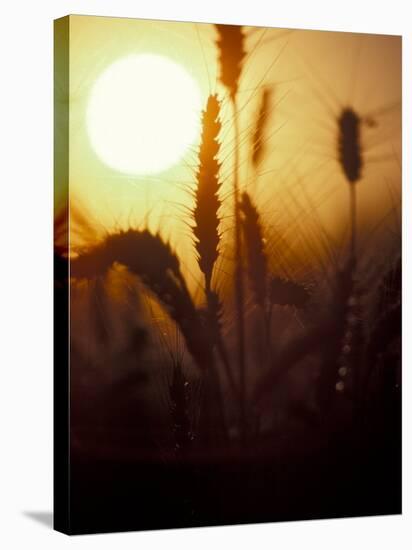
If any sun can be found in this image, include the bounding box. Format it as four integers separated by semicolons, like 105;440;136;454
86;54;202;175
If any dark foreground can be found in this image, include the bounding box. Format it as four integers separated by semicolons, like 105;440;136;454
69;418;401;535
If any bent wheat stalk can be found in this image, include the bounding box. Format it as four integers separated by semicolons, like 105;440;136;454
71;229;213;371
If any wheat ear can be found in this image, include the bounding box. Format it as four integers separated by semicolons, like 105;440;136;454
252;87;272;169
192;94;238;397
71;229;213;371
193;94;222;293
240;192;268;310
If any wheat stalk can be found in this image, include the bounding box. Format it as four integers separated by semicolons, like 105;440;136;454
193;95;222;293
240;192;268;310
71;229;213;371
215;22;248;438
192;94;238;399
252;87;272;169
215;24;246;100
338;108;362;185
168;359;193;456
269;276;310;309
338;107;363;268
362;257;401;405
316;263;355;414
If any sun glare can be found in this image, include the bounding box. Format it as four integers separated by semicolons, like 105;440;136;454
86;54;202;175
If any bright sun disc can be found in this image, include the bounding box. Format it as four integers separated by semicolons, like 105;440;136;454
87;54;202;175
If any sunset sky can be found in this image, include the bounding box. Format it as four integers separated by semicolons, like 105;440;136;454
56;16;401;287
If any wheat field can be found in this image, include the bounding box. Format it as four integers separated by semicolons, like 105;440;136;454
54;17;401;533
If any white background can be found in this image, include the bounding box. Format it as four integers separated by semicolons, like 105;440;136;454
0;0;410;547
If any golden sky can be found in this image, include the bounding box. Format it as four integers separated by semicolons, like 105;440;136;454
56;15;401;287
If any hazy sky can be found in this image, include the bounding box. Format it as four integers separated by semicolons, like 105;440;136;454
58;16;401;285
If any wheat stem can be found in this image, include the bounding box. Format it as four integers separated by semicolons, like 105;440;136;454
192;95;238;402
233;97;247;439
350;184;357;269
